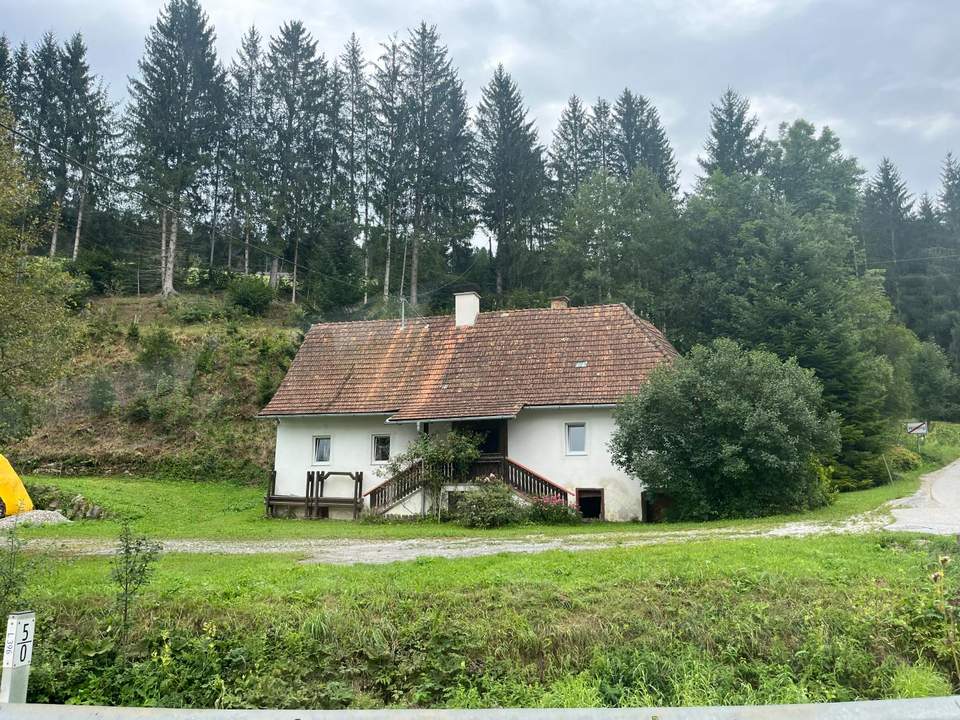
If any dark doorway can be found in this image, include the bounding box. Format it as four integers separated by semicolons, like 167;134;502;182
451;419;507;456
577;489;604;520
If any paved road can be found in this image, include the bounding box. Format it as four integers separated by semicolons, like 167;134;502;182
23;459;960;565
886;457;960;534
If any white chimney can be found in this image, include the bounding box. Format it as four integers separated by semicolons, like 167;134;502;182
550;295;570;310
454;291;480;327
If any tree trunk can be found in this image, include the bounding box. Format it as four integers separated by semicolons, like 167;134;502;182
269;256;279;289
159;209;167;294
72;187;85;262
291;234;299;304
362;228;369;305
161;211;178;298
49;198;61;257
243;220;250;274
209;160;221;271
383;203;393;300
410;231;419;307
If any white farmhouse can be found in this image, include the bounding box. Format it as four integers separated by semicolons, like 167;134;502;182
259;293;677;521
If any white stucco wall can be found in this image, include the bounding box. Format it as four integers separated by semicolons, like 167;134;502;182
507;407;644;521
273;415;420;499
271;408;643;521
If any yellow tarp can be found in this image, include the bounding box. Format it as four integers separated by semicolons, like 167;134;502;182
0;454;33;516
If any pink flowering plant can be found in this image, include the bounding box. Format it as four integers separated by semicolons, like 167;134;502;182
526;493;581;524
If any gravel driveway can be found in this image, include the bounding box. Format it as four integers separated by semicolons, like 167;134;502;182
24;459;960;565
886;458;960;534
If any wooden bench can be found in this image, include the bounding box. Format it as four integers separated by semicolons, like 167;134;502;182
265;470;364;519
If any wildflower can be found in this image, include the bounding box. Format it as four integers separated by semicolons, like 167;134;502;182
933;571;944;583
940;555;952;567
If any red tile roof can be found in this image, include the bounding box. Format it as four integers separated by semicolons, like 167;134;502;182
260;303;677;422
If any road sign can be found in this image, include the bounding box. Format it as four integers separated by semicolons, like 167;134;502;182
906;421;928;436
1;611;35;703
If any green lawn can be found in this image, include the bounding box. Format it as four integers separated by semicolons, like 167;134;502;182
16;445;949;541
13;422;960;541
23;533;960;707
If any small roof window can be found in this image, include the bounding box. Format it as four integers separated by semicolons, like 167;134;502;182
574;360;588;368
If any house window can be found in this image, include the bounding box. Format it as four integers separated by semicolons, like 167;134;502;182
372;434;391;463
565;422;587;455
313;436;331;464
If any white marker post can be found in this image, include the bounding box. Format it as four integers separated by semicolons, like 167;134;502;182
1;611;35;703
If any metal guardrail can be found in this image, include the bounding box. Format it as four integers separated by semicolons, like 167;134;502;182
1;697;959;720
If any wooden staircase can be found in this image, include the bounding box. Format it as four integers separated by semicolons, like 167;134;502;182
365;457;570;514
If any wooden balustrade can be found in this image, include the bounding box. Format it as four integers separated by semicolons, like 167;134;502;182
366;455;569;513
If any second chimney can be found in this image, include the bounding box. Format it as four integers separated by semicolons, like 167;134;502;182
550;295;570;310
454;291;480;327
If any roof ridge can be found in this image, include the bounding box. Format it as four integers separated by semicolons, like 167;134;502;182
618;303;679;358
307;302;628;331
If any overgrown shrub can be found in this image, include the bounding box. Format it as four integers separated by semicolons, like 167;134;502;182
526;494;581;524
887;445;922;472
126;321;140;345
169;296;227;324
137;327;180;373
612;338;841;521
456;481;522;528
125;394;152;424
227;276;274;316
382;431;482;519
87;373;117;416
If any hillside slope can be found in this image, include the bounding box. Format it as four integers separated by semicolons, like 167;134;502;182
7;294;302;484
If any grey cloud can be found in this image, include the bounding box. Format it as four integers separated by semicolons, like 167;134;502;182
1;0;957;194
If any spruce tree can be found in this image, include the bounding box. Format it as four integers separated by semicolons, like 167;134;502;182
370;36;410;301
939;152;960;245
640;101;679;194
611;88;678;193
862;158;912;310
228;26;267;274
585;97;615;175
28;31;64;250
128;0;226;297
8;43;30;130
262;20;324;299
59;33;111;261
340;34;373;298
699;88;764;177
401;22;472;306
612;88;645;179
474;64;545;294
0;36;10;100
548;95;590;222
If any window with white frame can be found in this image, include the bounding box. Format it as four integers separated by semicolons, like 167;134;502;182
565;422;587;455
313;435;331;464
372;434;391;463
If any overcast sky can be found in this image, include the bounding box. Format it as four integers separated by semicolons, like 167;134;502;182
2;0;958;196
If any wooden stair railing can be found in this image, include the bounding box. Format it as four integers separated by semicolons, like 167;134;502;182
367;456;570;514
501;458;570;504
365;461;427;512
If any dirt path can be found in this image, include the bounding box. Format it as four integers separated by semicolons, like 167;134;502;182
27;460;960;565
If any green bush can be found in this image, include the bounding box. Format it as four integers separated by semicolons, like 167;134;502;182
526;495;581;524
227;276;274;316
137;327;180;373
612;338;841;521
87;373;117;416
887;445;922;472
125;394;152;424
169;296;226;324
456;481;522;528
